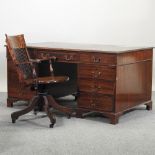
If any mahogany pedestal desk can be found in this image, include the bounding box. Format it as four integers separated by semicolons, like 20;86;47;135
6;42;153;124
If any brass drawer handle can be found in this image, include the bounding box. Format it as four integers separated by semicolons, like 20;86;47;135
92;72;101;78
95;58;100;63
64;55;73;61
90;100;95;107
64;55;69;60
91;71;96;78
91;85;101;89
41;53;46;58
41;53;50;58
98;72;101;75
98;86;102;89
92;56;101;63
93;74;98;78
91;104;95;107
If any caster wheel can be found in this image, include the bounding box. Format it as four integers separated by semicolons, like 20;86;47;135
12;119;16;123
146;105;152;111
11;114;17;123
49;119;56;128
81;115;85;119
34;111;37;115
49;124;54;128
76;113;84;118
67;114;71;119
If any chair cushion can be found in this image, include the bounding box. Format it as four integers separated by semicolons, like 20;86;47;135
25;76;69;85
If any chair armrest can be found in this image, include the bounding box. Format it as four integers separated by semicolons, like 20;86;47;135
29;56;57;63
29;59;42;63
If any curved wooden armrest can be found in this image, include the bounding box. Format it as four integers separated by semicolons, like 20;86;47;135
29;59;42;63
29;56;57;63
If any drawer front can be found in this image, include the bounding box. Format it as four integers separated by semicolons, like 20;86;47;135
36;51;62;60
61;52;79;62
78;78;95;93
78;93;114;112
80;53;116;65
36;51;79;63
96;80;115;95
78;65;96;78
78;79;115;95
79;53;92;63
78;93;92;109
95;95;114;111
98;66;116;81
78;64;116;81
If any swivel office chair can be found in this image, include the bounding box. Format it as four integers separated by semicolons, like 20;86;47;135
5;34;74;128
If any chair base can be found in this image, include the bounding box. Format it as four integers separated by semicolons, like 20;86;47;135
11;95;74;128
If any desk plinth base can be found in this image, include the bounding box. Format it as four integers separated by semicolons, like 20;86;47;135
76;101;152;125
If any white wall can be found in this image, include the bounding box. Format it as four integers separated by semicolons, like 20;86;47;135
0;0;155;92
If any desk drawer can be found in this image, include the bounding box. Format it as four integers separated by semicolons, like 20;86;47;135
95;95;114;111
99;66;116;81
60;52;79;62
80;53;116;65
78;93;114;112
79;79;115;95
78;64;116;81
78;64;96;78
37;51;79;63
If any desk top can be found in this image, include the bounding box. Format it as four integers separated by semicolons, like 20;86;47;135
27;42;153;53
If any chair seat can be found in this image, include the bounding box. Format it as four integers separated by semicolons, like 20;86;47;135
25;76;69;85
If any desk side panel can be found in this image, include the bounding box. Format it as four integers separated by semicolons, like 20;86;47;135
115;50;153;112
